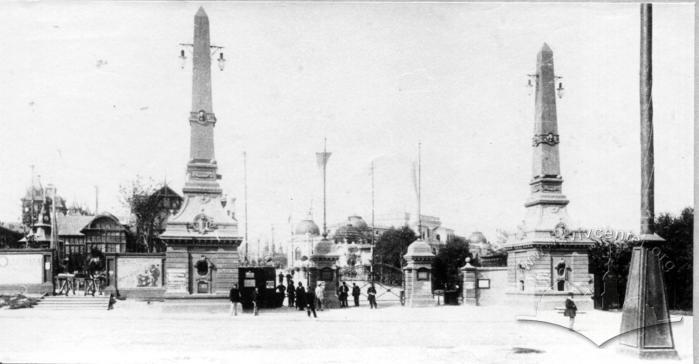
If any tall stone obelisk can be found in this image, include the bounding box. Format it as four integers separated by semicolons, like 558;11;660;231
504;44;593;312
160;7;242;297
184;7;221;197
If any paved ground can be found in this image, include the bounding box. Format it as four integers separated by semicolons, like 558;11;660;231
0;300;691;364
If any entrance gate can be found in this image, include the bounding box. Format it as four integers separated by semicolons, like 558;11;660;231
338;263;404;305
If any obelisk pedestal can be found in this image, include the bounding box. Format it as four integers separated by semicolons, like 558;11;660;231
619;236;677;358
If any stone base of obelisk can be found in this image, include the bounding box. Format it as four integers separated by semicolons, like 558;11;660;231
163;245;240;297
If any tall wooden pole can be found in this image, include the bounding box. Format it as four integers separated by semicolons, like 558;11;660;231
618;4;677;358
370;160;375;276
30;165;35;228
94;185;99;214
640;3;654;235
417;142;422;239
371;160;375;245
244;151;248;264
322;138;328;238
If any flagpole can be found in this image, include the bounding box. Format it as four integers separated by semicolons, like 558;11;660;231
322;137;328;238
30;165;35;229
370;160;375;277
417;142;422;239
243;151;249;265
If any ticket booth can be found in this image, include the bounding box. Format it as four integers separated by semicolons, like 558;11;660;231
238;267;280;310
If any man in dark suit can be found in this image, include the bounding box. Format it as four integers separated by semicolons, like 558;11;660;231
306;286;317;318
295;282;306;311
367;283;378;309
287;280;295;308
564;292;577;330
276;282;286;307
339;281;349;307
251;287;260;316
229;283;241;316
351;283;361;306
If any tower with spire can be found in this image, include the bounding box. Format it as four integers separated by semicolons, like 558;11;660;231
504;44;592;310
160;8;242;297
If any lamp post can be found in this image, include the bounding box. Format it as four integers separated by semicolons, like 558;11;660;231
527;74;564;99
179;43;225;71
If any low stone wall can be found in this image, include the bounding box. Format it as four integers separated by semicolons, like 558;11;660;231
476;267;507;305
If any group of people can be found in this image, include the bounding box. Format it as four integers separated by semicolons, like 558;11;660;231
336;281;377;308
228;279;383;318
229;281;578;329
283;280;320;318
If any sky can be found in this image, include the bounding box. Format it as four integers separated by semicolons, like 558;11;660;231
0;2;693;248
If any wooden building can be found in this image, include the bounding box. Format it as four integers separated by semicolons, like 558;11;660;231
57;213;127;257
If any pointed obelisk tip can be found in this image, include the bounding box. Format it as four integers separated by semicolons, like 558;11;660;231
540;43;552;53
195;6;207;18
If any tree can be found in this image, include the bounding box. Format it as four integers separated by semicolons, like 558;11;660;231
373;226;417;268
587;207;693;311
372;226;417;285
588;235;633;308
119;176;167;253
654;207;693;310
432;236;472;293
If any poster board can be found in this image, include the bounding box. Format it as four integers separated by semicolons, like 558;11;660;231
118;258;163;288
477;279;490;289
166;268;187;292
0;254;43;285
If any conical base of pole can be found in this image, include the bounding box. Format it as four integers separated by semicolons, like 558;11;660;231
618;239;678;359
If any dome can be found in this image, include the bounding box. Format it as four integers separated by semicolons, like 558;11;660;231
333;223;365;244
294;219;320;236
347;215;368;230
405;239;434;257
468;231;488;245
335;224;361;236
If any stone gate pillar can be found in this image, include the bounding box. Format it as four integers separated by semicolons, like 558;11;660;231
461;258;478;305
403;240;434;307
309;238;340;308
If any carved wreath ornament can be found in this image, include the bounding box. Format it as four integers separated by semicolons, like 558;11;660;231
551;222;572;240
188;213;218;235
532;132;560;147
191;109;216;126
